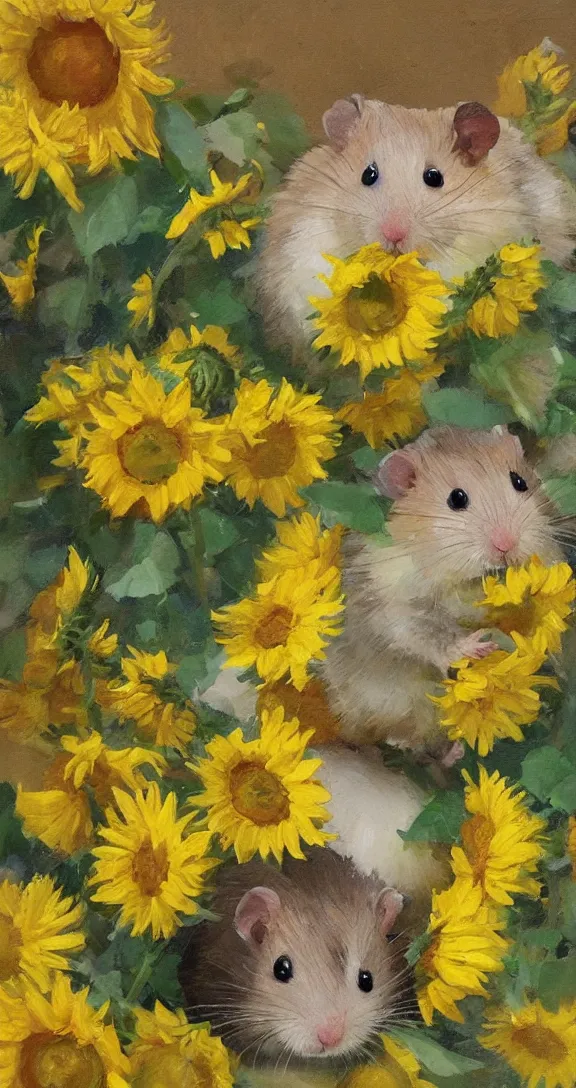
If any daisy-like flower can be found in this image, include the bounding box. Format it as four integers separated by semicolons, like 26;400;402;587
257;676;341;744
130;1001;237;1088
479;556;576;654
25;344;141;435
494;42;571;119
166;167;256;239
0;973;130;1088
157;323;240;379
466;244;546;339
0;88;83;210
338;1036;435;1087
212;561;344;690
127;271;155;329
99;647;197;752
310;244;450;381
225;377;340;517
28;545;91;645
451;767;546;905
257;511;343;580
0;873;84;992
0;0;174;178
430;645;557;757
79;371;231;522
203;215;261;259
191;706;335;863
414;878;508;1025
0;223;45;310
90;782;218;939
337;371;427;449
480;999;576;1088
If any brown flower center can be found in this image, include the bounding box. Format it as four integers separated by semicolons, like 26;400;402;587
19;1034;106;1088
346;274;406;335
230;761;290;825
460;812;495;884
258;678;340;743
255;605;294;649
511;1024;568;1063
0;916;22;982
246;421;297;478
119;422;182;485
131;838;169;897
488;595;537;638
27;19;120;109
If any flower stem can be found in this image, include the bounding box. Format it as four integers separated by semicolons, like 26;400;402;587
125;942;168;1005
189;504;208;608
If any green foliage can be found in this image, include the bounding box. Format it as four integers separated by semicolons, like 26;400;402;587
401;790;467;844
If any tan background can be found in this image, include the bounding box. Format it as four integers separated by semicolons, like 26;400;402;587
159;0;576;136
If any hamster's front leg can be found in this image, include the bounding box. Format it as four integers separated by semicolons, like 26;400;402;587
387;597;498;674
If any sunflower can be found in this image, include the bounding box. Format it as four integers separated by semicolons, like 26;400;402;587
466;244;545;339
130;1001;237;1088
0;873;84;992
494;43;571;118
537;101;576;155
338;1036;435;1088
0;972;131;1088
89;782;218;939
99;647;197;751
414;878;508;1025
480;999;576;1088
0;224;45;310
128;272;155;329
257;511;343;580
25;345;141;435
451;767;546;905
86;619;118;659
430;645;557;757
0;87;83;210
0;644;86;744
158;323;240;380
310;245;449;381
225;377;340;517
191;705;334;863
0;0;174;178
479;556;576;654
28;545;91;645
256;676;341;744
212;561;344;690
79;370;231;522
337;371;427;449
203;216;261;259
166;167;256;239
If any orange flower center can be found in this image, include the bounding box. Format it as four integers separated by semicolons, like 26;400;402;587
119;422;182;485
19;1033;106;1088
511;1024;567;1063
131;838;169;897
488;594;537;638
255;605;294;649
258;678;340;743
0;916;21;982
346;274;406;336
27;19;120;109
229;761;290;825
460;812;495;884
246;421;297;478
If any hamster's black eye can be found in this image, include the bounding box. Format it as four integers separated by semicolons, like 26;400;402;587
447;488;469;511
273;956;293;983
423;167;444;188
361;162;379;186
358;970;373;993
510;471;528;493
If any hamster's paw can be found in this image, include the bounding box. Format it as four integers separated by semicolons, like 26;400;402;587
440;740;466;768
447;629;499;668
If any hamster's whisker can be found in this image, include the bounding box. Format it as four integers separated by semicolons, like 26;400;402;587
422;160;515;217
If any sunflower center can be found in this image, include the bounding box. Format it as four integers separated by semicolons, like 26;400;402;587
27;19;121;109
19;1034;106;1088
119;422;182;485
460;812;495;883
346;274;406;336
246;421;297;478
489;596;537;638
133;1045;206;1088
255;605;294;649
89;760;116;809
0;916;21;981
230;761;290;825
132;838;169;897
511;1024;568;1063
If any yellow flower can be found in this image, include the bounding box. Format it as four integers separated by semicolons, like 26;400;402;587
130;1001;237;1088
203;216;261;259
479;556;576;653
451;767;546;905
337;371;427;449
225;377;340;517
212;561;344;690
480;999;576;1088
310;245;449;381
338;1036;435;1088
0;873;84;992
257;511;343;580
0;224;45;310
0;972;130;1088
90;782;218;939
257;676;341;744
415;878;508;1025
99;647;197;752
466;243;545;338
494;43;571;118
25;344;141;434
80;370;231;522
87;619;118;659
158;323;240;379
0;0;174;177
0;88;83;210
430;645;557;757
28;545;91;645
0;644;86;744
191;705;335;863
127;271;155;329
166;168;256;239
537;101;576;155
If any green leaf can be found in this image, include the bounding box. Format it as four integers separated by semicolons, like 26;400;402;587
204;112;260;166
302;480;388;534
543;268;576;312
401;790;467;843
521;747;575;802
37;278;89;345
104;530;180;600
251;91;310;170
538;955;576;1011
198;508;240;561
423;387;513;428
520;928;563;950
194;284;248;326
352;445;384;473
544;474;576;516
385;1027;484;1075
69;174;139;257
549;774;576;813
156;102;209;184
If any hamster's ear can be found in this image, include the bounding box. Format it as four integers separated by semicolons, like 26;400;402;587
374;448;417;499
376;888;405;936
452;102;500;164
234;886;281;945
491;423;524;458
323;94;364;149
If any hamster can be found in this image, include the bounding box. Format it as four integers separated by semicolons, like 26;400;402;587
179;846;409;1064
322;424;564;750
256;97;575;357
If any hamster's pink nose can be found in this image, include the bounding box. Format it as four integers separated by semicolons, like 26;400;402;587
317;1015;346;1049
381;217;408;246
491;527;517;554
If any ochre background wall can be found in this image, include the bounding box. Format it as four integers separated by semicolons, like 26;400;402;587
158;0;576;136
